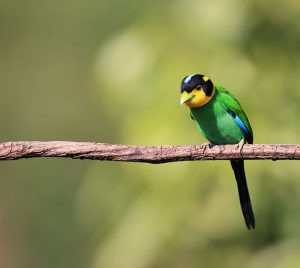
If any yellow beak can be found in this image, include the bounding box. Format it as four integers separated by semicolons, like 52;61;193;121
180;91;193;105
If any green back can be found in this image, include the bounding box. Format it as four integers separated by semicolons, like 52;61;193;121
216;85;253;144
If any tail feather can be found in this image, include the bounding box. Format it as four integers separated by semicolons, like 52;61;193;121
230;159;255;230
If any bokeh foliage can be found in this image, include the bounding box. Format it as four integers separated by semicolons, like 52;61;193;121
0;0;299;267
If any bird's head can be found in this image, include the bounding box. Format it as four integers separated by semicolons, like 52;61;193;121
180;74;215;108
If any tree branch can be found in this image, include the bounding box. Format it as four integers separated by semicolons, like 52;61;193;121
0;141;299;163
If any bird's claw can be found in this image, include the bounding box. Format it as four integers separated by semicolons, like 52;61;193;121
236;139;245;153
201;142;214;155
201;142;213;149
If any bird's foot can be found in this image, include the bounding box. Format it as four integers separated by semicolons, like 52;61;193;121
201;142;214;155
236;139;245;153
201;142;214;149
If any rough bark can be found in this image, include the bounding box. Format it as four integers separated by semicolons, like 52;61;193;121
0;141;298;163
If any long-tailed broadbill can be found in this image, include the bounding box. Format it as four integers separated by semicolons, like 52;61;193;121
180;74;255;230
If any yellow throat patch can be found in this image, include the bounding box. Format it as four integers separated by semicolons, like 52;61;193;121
181;87;215;108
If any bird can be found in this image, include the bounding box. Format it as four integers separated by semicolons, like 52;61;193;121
180;73;255;230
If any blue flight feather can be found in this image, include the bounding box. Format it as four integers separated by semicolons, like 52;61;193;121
221;101;253;143
234;115;250;135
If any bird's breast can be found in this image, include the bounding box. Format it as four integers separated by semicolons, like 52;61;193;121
190;102;243;144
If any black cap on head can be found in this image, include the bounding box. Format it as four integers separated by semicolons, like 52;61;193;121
180;74;214;96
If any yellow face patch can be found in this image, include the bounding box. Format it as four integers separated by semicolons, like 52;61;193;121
181;87;215;108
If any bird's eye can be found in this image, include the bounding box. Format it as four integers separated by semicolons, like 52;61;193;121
196;85;202;90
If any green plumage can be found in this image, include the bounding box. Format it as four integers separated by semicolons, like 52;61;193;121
190;85;253;145
186;84;255;230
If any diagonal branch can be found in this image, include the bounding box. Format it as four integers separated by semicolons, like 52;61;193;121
0;141;299;163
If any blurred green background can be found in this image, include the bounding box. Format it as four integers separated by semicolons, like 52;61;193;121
0;0;299;267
